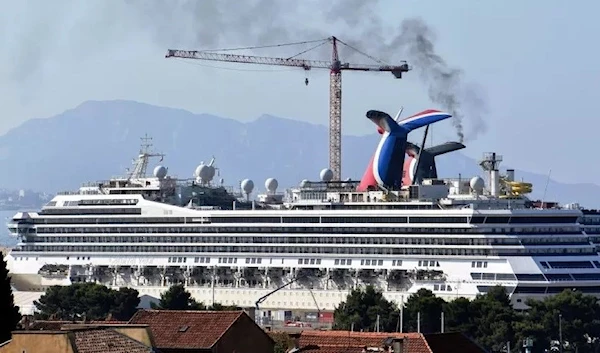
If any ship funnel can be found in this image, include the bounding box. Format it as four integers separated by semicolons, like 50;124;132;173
479;152;503;197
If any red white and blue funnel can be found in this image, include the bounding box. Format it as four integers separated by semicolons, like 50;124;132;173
357;109;452;191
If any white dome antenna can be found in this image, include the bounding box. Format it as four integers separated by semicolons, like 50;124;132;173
153;165;168;179
195;156;218;185
265;178;278;194
320;168;333;182
241;179;254;200
470;176;485;195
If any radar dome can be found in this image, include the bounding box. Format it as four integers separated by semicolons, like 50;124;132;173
265;178;278;193
241;179;255;194
153;165;168;179
470;176;485;193
300;179;309;188
320;168;334;182
195;164;216;183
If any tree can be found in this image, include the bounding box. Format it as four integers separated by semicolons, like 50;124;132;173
443;296;475;334
403;288;446;333
209;303;242;311
515;289;600;353
469;286;516;352
0;252;21;343
34;283;139;321
152;284;206;310
270;332;295;353
333;285;399;332
111;287;141;321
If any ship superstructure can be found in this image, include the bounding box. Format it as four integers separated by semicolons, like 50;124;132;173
6;109;600;321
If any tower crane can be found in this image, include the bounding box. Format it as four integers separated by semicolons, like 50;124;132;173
166;37;411;181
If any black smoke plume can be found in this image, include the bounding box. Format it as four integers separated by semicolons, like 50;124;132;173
2;1;487;141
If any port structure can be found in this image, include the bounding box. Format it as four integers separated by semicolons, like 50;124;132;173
166;37;411;181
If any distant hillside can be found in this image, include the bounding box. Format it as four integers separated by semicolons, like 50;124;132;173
0;100;597;207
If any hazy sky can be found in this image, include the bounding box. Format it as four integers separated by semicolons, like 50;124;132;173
1;0;598;185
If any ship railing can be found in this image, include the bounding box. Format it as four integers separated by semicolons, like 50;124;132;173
57;191;81;195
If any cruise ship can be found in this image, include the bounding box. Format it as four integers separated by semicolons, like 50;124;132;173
6;107;600;319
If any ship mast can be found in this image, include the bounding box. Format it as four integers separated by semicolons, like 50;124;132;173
127;134;165;180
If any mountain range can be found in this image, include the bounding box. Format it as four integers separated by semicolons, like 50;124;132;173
1;100;598;208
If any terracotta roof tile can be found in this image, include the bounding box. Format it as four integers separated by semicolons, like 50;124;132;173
128;309;244;349
293;330;432;353
72;328;153;353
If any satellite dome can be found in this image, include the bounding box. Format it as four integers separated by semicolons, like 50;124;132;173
153;165;168;179
241;179;254;194
300;179;309;188
265;178;278;193
195;164;216;183
320;168;334;182
470;176;485;193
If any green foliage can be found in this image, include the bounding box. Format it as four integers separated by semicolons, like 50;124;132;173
403;288;446;333
468;286;516;352
333;285;399;332
151;284;206;310
334;284;600;353
515;289;600;353
34;282;140;321
271;332;295;353
0;253;21;343
209;302;242;311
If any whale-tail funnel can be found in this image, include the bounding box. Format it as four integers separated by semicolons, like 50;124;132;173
357;109;452;191
404;141;466;185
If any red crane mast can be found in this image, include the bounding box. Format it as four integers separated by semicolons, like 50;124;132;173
166;36;411;181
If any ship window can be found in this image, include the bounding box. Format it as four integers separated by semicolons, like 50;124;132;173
434;284;439;291
347;259;352;265
476;261;482;268
341;259;346;265
548;261;594;269
334;259;340;265
194;257;199;263
316;259;321;265
446;285;452;291
540;261;550;269
594;261;600;268
483;262;488;268
378;260;383;266
310;259;316;265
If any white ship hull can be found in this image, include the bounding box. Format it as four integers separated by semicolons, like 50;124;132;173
8;251;600;311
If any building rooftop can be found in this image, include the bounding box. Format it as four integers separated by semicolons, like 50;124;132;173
128;309;246;350
271;330;488;353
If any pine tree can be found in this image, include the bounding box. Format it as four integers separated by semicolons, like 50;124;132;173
0;252;21;343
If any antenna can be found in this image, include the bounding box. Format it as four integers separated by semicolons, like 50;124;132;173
394;106;404;122
541;169;552;208
126;134;166;181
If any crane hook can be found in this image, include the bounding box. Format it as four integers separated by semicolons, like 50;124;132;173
305;77;309;86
